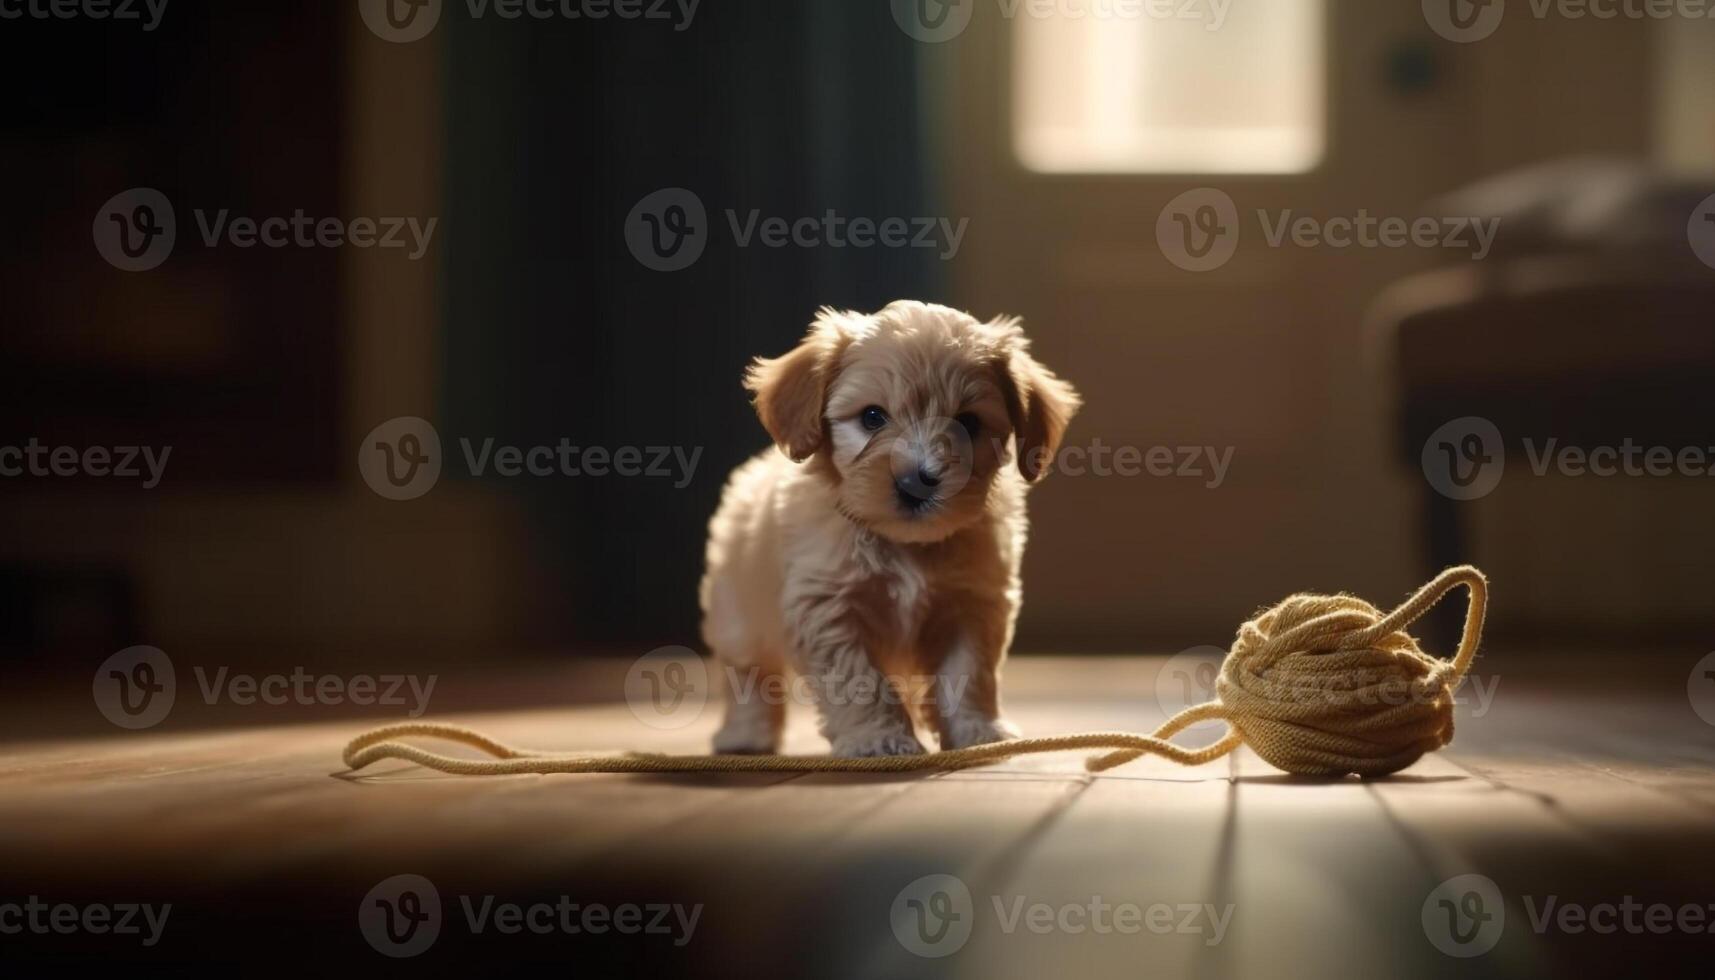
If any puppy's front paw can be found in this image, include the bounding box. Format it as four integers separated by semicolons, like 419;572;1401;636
941;716;1021;750
829;729;927;758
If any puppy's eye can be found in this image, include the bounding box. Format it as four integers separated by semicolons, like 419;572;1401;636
955;412;981;437
860;406;888;432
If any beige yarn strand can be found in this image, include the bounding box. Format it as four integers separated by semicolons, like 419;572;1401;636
342;566;1487;779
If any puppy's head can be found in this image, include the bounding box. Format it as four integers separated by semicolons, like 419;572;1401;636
745;301;1080;544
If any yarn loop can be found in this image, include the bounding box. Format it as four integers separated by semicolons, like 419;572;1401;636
343;566;1487;780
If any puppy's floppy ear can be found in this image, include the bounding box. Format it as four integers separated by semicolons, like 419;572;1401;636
992;318;1081;482
744;309;851;462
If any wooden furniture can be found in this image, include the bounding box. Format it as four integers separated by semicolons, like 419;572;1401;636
1376;256;1715;643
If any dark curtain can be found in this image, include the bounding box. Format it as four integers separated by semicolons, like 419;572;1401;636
442;1;947;646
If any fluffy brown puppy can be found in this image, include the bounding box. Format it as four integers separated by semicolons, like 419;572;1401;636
699;301;1079;756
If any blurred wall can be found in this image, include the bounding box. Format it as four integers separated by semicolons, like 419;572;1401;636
4;1;1714;666
1;5;541;662
943;1;1714;647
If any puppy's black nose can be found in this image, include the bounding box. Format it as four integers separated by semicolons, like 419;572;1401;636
893;467;940;509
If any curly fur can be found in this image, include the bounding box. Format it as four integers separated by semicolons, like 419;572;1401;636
699;301;1080;756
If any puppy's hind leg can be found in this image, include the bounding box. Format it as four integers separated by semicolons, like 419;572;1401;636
711;653;786;755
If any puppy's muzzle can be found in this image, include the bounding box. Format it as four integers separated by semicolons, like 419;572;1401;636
893;464;944;511
889;418;972;512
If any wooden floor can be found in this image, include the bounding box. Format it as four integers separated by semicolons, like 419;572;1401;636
2;653;1713;976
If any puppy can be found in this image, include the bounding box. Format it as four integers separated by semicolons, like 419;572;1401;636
698;301;1080;757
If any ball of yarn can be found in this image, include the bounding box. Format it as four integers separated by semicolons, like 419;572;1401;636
1215;570;1485;777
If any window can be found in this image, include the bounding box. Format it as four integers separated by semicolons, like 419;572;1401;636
1012;0;1326;174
